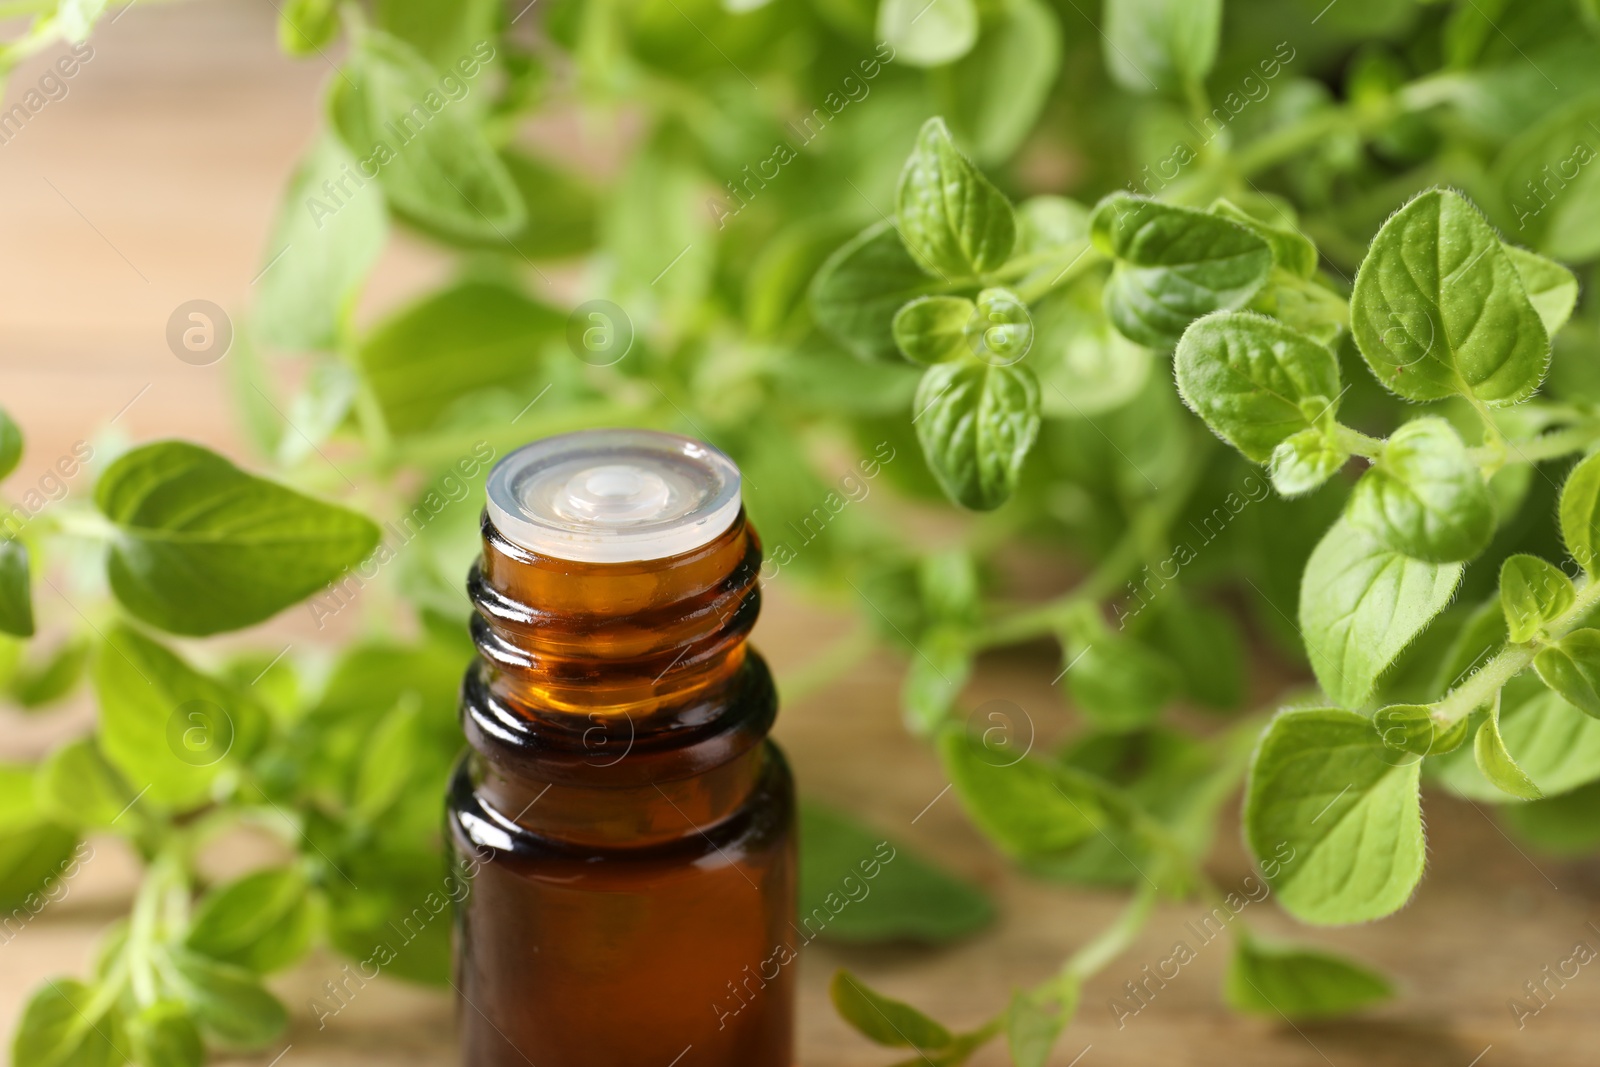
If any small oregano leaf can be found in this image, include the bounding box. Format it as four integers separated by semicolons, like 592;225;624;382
1224;934;1394;1018
828;969;953;1050
1432;679;1600;800
895;117;1017;279
877;0;977;67
1474;696;1545;800
1243;708;1426;924
1504;245;1578;337
1351;189;1549;406
1559;450;1600;574
893;296;974;365
967;288;1034;364
1091;195;1273;348
1346;417;1495;563
1173;311;1341;463
913;359;1041;510
1006;984;1075;1067
1533;629;1600;719
96;441;380;636
0;538;35;638
1373;704;1440;758
1500;554;1576;643
1300;516;1464;708
1269;428;1350;498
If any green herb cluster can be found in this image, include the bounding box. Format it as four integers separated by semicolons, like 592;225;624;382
7;0;1600;1064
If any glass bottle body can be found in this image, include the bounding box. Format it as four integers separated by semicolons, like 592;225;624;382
448;510;795;1066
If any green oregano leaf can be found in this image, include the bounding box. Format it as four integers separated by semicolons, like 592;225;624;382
278;0;339;56
828;970;953;1050
1269;428;1350;498
255;134;388;352
1243;707;1426;924
96;441;380;635
1101;0;1220;96
0;538;34;638
37;737;137;830
1432;678;1600;800
1346;417;1495;563
1300;516;1464;709
1210;198;1317;278
11;978;124;1067
94;624;261;809
893;296;974;365
127;1001;204;1067
185;867;320;974
0;405;22;481
812;221;945;363
895;117;1016;279
164;948;288;1049
1351;189;1549;405
1173;311;1342;463
797;803;993;944
1373;704;1437;757
1504;245;1578;337
967;287;1034;364
1559;450;1600;574
1499;554;1575;643
1091;196;1274;348
938;729;1103;856
1533;629;1600;719
877;0;977;68
1061;626;1175;731
1224;933;1394;1018
1474;695;1545;800
328;28;525;242
1006;984;1075;1067
913;359;1041;510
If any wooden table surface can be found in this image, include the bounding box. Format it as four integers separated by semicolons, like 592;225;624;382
2;3;1598;1064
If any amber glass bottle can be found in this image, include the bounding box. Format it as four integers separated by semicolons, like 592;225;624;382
447;430;795;1067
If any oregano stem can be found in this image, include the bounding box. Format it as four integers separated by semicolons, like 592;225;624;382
1434;574;1600;724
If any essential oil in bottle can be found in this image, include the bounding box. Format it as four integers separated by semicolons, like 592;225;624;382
448;429;796;1066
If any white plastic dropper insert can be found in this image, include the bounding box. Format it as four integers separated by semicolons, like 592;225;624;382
485;429;742;563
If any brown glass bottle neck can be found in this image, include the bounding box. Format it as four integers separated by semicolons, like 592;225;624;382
462;510;771;845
